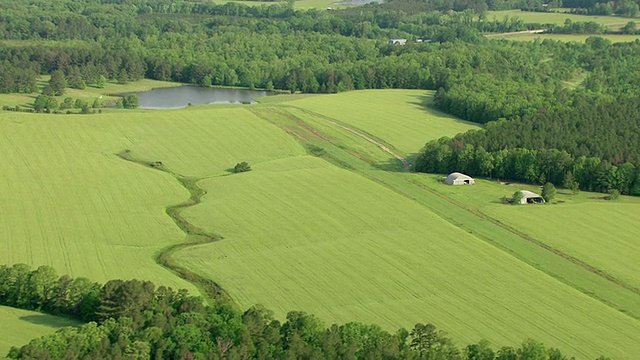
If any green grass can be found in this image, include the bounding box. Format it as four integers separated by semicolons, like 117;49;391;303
2;88;640;358
283;89;480;156
0;106;303;295
0;305;79;356
173;153;640;359
492;33;640;42
0;77;182;110
487;9;636;27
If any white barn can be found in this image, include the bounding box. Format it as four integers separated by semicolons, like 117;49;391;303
519;190;545;204
444;172;475;185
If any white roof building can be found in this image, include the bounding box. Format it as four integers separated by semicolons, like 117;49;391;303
444;172;475;185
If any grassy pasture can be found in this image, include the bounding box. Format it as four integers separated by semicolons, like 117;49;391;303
487;9;636;27
424;176;640;293
0;305;79;356
2;87;640;358
491;33;640;42
0;77;182;110
0;107;302;294
173;153;640;359
284;90;480;156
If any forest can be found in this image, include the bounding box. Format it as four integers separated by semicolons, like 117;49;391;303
0;264;588;359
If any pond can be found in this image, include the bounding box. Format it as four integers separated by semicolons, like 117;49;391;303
134;86;268;109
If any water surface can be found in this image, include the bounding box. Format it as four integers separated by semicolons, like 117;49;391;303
135;86;267;109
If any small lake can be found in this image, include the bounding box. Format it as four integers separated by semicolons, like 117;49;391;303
134;86;268;109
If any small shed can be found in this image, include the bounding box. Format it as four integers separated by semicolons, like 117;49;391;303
444;172;475;185
519;190;545;204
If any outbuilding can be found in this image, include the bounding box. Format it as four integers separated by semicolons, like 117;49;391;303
519;190;545;204
444;172;475;185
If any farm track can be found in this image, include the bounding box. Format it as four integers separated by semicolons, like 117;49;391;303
264;106;640;318
291;107;412;171
116;150;230;303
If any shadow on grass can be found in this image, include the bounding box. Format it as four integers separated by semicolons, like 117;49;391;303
19;315;75;328
408;94;481;128
375;152;420;173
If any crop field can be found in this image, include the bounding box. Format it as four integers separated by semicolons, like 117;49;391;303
491;33;640;42
487;9;635;27
0;106;303;294
281;90;480;156
424;175;640;292
173;152;640;359
0;305;79;356
2;87;640;358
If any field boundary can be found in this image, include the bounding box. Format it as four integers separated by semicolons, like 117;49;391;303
115;150;230;303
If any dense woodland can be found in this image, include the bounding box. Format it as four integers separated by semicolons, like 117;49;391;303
0;263;592;359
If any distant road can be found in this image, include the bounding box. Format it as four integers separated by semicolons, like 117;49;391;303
485;29;545;37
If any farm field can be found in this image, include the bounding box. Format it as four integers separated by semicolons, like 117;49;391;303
487;9;636;27
280;90;480;156
491;33;640;42
173;152;640;359
0;106;303;295
2;87;640;358
0;305;79;356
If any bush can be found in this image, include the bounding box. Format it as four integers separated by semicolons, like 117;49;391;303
233;162;251;173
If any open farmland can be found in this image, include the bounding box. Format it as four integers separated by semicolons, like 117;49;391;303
277;90;479;156
487;9;636;27
2;88;640;358
490;33;640;42
0;107;303;295
173;152;640;359
421;175;640;293
0;305;79;356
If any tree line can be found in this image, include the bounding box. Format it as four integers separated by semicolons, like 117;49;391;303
1;263;602;359
416;94;640;195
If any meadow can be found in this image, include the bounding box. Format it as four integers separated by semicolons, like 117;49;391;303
2;86;640;358
487;9;636;27
173;142;640;359
490;33;640;42
270;90;480;156
0;105;302;295
0;305;79;356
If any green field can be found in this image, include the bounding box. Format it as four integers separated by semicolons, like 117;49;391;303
0;305;79;356
2;87;640;358
0;106;302;294
487;9;636;27
173;153;640;358
273;89;480;156
491;33;640;42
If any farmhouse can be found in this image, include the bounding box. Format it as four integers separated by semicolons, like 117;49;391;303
519;190;546;204
388;38;407;45
444;172;475;185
